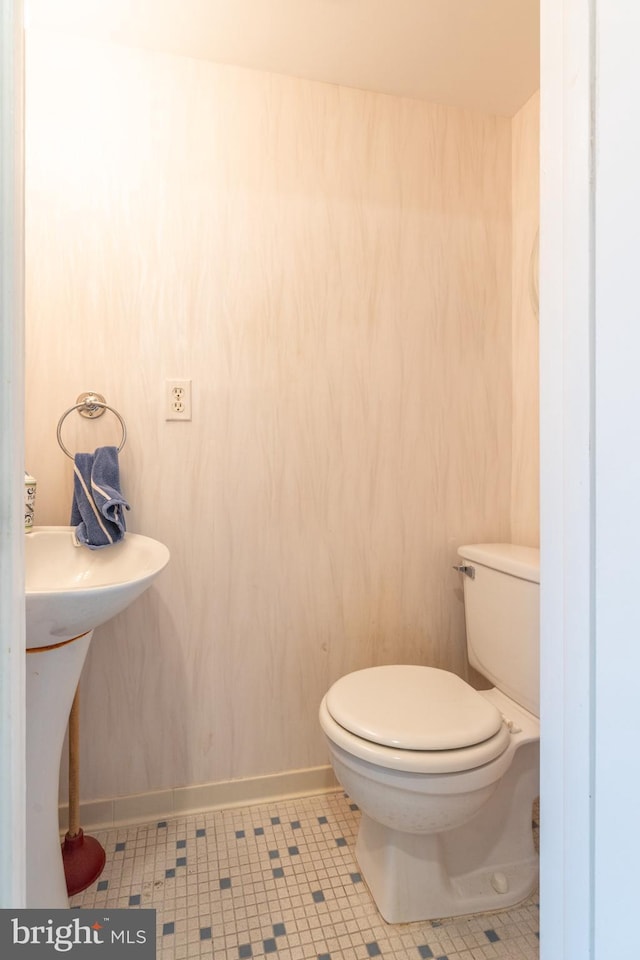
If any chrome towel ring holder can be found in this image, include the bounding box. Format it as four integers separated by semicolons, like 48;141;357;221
56;392;127;460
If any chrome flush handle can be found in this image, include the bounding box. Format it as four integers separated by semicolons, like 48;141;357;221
452;563;475;579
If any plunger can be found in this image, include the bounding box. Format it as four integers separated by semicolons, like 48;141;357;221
61;687;106;896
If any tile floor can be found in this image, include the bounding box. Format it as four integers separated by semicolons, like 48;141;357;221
70;792;539;960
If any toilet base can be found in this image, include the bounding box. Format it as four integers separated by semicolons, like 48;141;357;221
353;742;539;924
356;812;537;923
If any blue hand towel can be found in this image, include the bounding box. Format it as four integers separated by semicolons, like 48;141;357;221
70;445;130;549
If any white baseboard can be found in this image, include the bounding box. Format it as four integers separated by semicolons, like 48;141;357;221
59;765;340;832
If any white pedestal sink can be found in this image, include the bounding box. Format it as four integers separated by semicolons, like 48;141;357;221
25;526;170;907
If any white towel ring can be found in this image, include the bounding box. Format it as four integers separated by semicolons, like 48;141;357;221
56;392;127;460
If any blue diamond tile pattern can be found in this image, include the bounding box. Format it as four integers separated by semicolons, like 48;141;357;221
70;793;539;960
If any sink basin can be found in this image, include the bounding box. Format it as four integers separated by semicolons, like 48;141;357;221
26;526;170;649
25;525;170;907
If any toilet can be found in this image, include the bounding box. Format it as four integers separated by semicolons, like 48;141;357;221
319;543;540;923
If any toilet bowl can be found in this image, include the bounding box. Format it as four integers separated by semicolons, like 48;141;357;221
319;544;540;923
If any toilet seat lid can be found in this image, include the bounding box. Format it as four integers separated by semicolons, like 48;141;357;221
325;665;503;750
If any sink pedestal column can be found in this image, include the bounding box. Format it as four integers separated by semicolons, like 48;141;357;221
26;630;93;908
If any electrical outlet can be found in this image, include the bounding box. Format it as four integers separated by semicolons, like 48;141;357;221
165;379;192;421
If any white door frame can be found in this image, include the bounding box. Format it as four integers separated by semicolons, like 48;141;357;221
540;0;640;956
539;0;595;954
0;0;26;909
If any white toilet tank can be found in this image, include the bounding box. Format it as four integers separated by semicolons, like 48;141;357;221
457;543;540;718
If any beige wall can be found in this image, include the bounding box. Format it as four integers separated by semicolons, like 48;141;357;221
25;32;519;803
511;91;540;546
